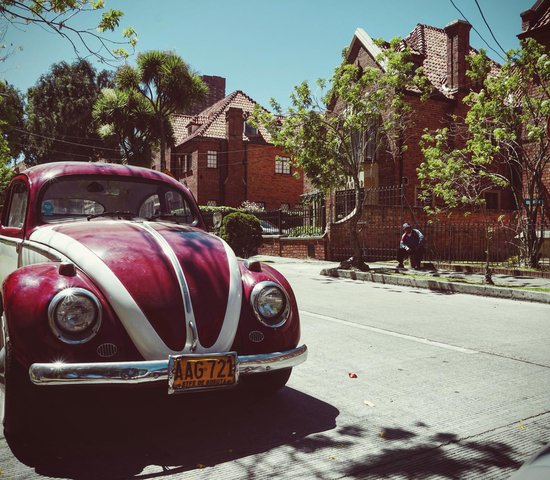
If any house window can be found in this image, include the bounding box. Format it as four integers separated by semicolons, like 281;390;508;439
185;154;192;173
206;200;217;207
415;186;433;207
245;122;258;136
483;191;500;210
173;155;183;179
280;203;290;211
275;156;291;175
207;151;218;169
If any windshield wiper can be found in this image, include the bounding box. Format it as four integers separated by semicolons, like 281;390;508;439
148;213;183;224
87;211;136;221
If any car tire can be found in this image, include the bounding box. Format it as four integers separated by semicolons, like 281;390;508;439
1;342;33;437
240;368;292;393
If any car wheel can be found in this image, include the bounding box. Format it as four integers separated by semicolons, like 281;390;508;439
1;342;33;437
240;368;292;393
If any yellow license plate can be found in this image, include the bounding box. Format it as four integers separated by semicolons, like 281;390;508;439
168;352;237;394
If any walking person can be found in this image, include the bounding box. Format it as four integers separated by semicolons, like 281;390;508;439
397;223;425;269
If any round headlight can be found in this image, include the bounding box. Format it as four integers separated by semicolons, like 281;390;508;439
251;281;290;328
48;288;102;344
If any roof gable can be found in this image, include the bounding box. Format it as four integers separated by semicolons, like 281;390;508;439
348;22;495;99
171;91;272;146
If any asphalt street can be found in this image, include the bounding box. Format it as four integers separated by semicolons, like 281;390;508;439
0;257;549;479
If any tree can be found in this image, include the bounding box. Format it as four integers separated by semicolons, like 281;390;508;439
93;87;159;167
24;59;116;164
420;38;550;268
0;1;136;64
112;50;207;171
0;81;25;159
418;128;509;284
0;81;24;196
254;39;430;269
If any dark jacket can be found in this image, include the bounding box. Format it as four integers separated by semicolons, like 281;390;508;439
400;229;424;250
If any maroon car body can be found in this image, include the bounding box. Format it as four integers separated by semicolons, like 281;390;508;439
0;162;306;434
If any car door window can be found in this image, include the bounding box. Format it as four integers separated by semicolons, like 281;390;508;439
6;182;28;229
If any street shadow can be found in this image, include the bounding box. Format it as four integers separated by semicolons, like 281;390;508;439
6;385;338;479
339;425;523;479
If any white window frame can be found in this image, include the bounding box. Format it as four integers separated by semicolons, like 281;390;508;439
275;156;291;175
207;151;218;169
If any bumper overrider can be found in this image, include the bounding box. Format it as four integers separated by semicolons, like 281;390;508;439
29;345;307;389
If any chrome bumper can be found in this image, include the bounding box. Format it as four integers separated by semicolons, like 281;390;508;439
29;344;307;386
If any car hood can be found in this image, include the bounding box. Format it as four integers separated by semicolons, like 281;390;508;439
29;221;242;359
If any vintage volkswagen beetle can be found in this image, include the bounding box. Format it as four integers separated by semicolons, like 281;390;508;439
0;162;306;435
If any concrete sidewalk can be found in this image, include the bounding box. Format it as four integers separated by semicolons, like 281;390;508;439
320;261;550;304
251;255;550;305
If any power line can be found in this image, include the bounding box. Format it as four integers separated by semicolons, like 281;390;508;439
473;0;507;56
448;0;506;62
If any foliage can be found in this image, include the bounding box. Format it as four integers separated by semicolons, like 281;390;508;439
0;136;14;196
287;226;323;237
253;37;431;267
0;81;21;195
0;0;137;64
218;212;263;258
419;128;509;284
0;81;25;160
419;38;550;268
24;59;116;164
418;128;509;212
199;205;242;215
93;87;158;167
102;50;207;171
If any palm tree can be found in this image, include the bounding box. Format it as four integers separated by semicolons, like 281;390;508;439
93;87;162;167
114;51;207;171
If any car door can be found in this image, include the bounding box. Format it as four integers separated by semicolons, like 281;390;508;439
0;179;29;285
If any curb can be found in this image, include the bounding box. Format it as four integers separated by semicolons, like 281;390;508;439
320;268;550;305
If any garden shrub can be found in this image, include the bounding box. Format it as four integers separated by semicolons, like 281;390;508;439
218;212;263;258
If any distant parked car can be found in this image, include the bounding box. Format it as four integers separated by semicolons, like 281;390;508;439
0;162;307;436
260;219;281;235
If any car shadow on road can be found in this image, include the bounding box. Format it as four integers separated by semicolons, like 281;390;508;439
6;386;338;479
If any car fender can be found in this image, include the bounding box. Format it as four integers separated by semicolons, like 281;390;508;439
2;262;142;369
232;261;301;355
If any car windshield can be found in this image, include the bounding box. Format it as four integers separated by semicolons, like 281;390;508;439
40;176;196;225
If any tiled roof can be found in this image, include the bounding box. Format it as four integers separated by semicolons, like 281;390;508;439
530;3;550;30
402;23;498;98
171;91;272;146
520;0;550;35
404;24;450;96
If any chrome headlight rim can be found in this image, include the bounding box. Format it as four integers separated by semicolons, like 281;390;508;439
48;287;102;344
250;281;290;328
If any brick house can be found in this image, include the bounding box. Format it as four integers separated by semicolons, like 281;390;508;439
166;89;305;210
340;20;515;210
328;20;519;262
518;0;550;200
517;0;550;256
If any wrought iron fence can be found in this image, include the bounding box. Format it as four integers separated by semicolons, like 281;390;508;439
330;221;550;268
334;186;402;220
201;204;326;237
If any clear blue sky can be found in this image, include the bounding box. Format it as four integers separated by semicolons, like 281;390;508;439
0;0;536;110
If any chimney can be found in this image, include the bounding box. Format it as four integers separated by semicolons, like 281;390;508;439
444;19;472;92
226;107;244;139
186;75;226;115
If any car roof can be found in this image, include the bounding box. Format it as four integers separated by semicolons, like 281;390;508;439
20;162;186;192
